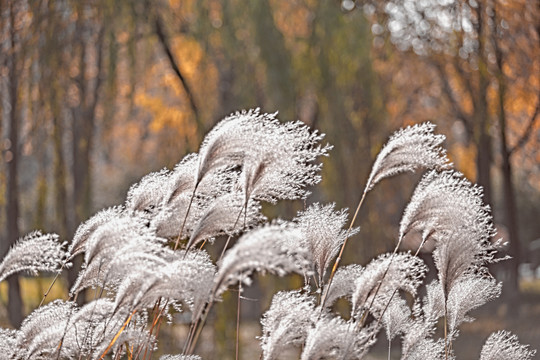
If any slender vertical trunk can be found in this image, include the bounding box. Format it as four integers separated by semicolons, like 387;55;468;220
473;1;493;207
492;4;520;307
5;0;23;327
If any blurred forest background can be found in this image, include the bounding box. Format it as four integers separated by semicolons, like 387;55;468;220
1;0;539;358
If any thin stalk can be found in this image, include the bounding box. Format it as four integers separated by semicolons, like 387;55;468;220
236;283;242;360
99;309;137;360
140;298;162;360
358;238;402;326
39;263;66;307
372;237;428;328
388;339;391;360
320;189;368;310
187;301;215;355
148;310;165;360
444;302;448;360
219;204;246;261
175;185;198;250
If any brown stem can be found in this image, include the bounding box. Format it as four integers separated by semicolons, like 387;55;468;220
98;309;137;359
236;283;242;360
219;204;246;261
39;269;62;307
176;186;197;250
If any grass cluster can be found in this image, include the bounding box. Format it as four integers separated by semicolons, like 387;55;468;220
0;109;535;360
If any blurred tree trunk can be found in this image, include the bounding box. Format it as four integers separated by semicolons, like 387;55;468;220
249;0;295;120
4;0;23;328
67;4;105;303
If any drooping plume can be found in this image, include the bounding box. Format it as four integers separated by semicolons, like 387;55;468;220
125;168;170;215
399;170;495;248
301;316;377;360
446;274;501;336
294;203;358;285
187;192;265;250
197;109;330;202
15;300;76;359
0;231;67;283
260;290;316;360
351;253;426;320
322;264;363;308
365;122;450;192
214;223;312;297
69;206;125;258
480;331;536;360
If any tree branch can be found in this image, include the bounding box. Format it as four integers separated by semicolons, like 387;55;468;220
509;98;540;155
153;14;204;139
430;59;472;134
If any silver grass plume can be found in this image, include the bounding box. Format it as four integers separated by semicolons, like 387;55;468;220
480;331;536;360
113;250;215;322
196;109;263;185
402;338;448;360
240;118;331;204
446;274;501;336
432;230;493;299
351;253;426;320
152;154;236;239
381;294;412;343
160;355;202;360
399;170;495;249
187;192;265;250
260;290;317;360
60;298;128;358
197;109;330;198
365;122;450;192
71;216;160;295
15;299;76;359
0;231;67;283
323;264;363;308
401;282;444;357
294;203;359;285
102;241;173;290
125;167;170;215
0;329;17;359
213;223;312;297
301;316;377;360
69;206;125;258
83;215;159;270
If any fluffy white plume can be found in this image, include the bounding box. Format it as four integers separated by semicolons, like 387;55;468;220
365;122;450;192
480;331;536;360
323;264;364;308
446;275;501;335
60;298;128;358
113;250;215;321
399;170;495;248
402;338;447;360
294;203;359;284
214;223;312;297
152;154;238;240
197;109;330;202
381;294;412;342
16;300;76;359
187;193;265;250
69;206;125;257
301;316;377;360
260;290;317;360
0;231;67;283
125;168;170;214
0;328;17;359
351;253;426;319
